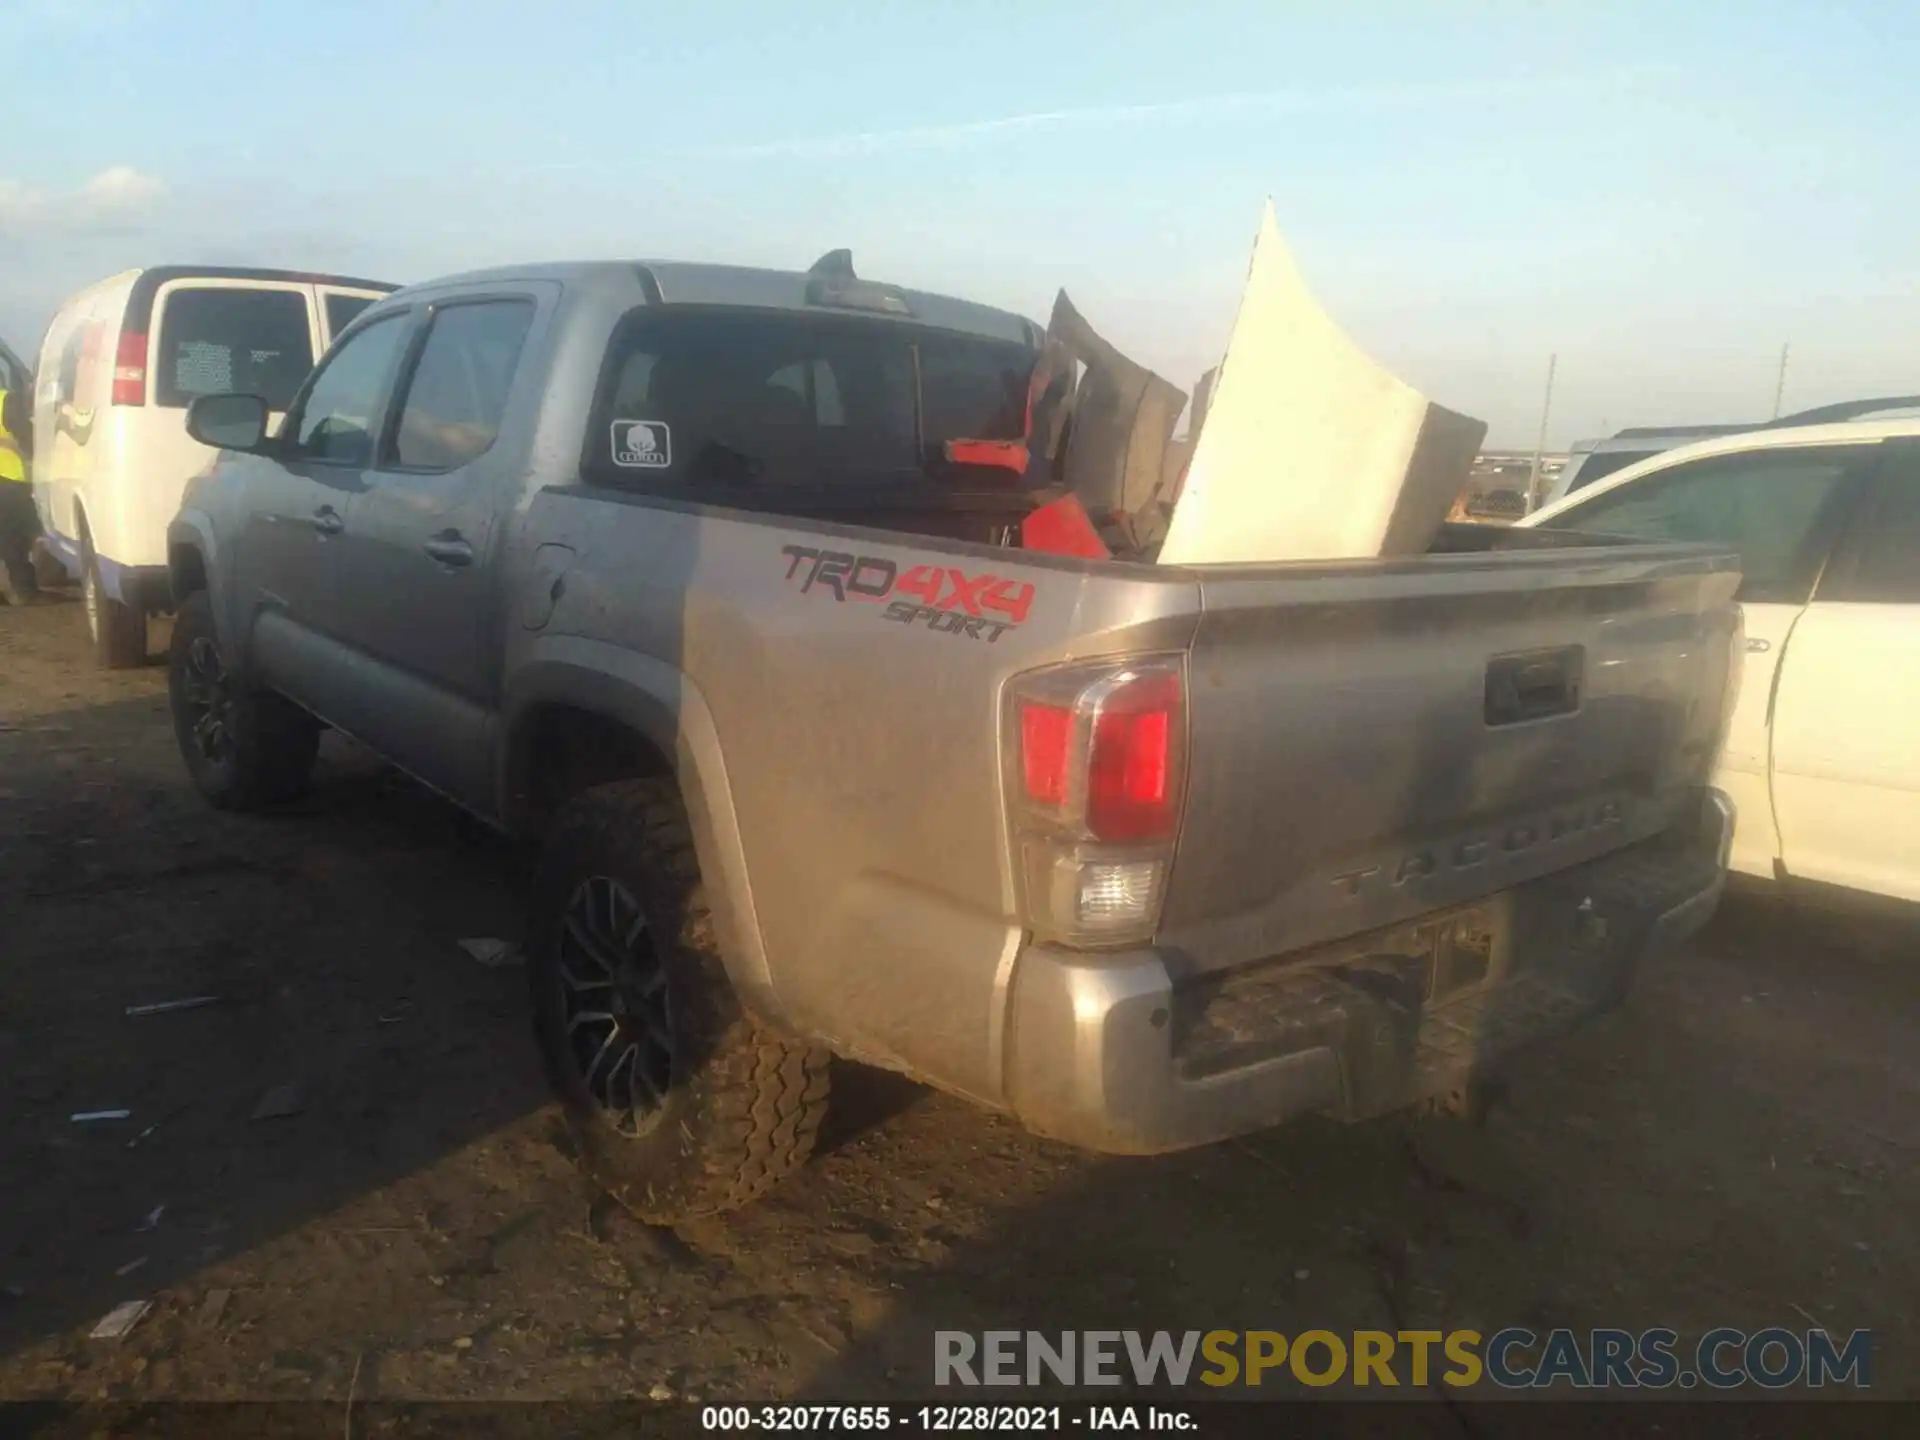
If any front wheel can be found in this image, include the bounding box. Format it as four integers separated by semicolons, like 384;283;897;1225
167;590;319;810
529;778;831;1224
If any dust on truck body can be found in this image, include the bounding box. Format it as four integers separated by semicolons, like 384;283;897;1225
163;255;1741;1221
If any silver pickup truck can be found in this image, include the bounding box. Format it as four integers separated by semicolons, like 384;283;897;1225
165;258;1740;1223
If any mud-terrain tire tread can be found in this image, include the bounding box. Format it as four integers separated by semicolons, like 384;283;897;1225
167;590;319;810
530;778;831;1224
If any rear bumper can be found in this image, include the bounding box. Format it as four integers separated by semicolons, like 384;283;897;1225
112;563;172;613
1002;788;1733;1154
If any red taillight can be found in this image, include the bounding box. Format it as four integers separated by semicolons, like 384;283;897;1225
1006;656;1186;946
1009;660;1186;843
1087;672;1179;841
1019;700;1072;806
111;330;148;406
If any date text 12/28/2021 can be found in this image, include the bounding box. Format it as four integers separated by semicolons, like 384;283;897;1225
701;1405;1196;1432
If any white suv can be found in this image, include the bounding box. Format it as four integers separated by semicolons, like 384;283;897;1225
1522;414;1920;904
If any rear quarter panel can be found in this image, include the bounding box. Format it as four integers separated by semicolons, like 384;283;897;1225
505;491;1202;1104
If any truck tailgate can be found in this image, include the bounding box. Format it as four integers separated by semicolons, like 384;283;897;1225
1157;541;1741;973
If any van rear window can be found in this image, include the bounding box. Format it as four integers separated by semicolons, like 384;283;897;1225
155;288;314;411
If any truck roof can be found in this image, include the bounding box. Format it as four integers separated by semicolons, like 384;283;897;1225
393;259;1044;349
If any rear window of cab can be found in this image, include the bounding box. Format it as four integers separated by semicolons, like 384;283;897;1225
581;308;1036;495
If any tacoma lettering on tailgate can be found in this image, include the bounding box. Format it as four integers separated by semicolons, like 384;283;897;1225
780;544;1036;643
1331;798;1627;900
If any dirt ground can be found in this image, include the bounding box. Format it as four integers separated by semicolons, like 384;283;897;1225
4;592;1919;1409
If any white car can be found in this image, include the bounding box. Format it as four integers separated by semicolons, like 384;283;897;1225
1522;413;1920;904
32;266;395;666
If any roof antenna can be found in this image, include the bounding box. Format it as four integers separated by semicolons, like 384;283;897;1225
808;248;855;279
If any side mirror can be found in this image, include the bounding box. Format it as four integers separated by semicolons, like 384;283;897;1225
186;393;270;452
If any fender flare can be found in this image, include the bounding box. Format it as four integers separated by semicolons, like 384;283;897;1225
165;511;233;653
500;637;781;1023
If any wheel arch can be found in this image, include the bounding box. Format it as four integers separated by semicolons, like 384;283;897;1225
502;639;779;1022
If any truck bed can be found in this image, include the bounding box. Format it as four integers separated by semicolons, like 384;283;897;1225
508;486;1740;1110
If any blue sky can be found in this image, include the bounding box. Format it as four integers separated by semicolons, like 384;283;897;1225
1;0;1912;445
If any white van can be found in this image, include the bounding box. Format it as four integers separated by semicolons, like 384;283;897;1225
32;266;397;665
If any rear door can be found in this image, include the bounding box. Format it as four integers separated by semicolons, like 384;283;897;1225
319;291;542;808
1770;441;1920;901
1528;442;1874;879
151;277;319;434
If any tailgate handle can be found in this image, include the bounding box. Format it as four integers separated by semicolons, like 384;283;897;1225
1485;647;1584;727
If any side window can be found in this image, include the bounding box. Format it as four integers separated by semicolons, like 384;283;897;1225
1820;449;1920;604
1556;446;1865;604
325;293;378;336
285;314;410;466
1563;448;1661;496
155;287;315;411
389;300;535;471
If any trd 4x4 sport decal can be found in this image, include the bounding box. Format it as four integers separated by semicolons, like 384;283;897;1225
780;544;1036;643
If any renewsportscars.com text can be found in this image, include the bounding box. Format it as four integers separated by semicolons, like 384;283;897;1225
933;1328;1872;1390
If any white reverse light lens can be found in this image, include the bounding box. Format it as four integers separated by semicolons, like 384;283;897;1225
1076;861;1162;927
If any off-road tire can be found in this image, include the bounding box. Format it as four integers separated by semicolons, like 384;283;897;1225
529;778;831;1224
167;590;320;810
82;542;146;669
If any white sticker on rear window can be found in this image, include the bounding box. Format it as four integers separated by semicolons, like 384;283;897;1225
611;419;671;469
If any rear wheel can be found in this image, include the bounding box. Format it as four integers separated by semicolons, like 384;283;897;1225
167;590;319;809
529;778;831;1223
82;543;146;669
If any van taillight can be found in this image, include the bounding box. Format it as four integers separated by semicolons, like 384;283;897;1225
1006;657;1187;946
111;330;148;406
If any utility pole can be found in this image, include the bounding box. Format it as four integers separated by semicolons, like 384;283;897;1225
1771;343;1790;419
1526;353;1557;513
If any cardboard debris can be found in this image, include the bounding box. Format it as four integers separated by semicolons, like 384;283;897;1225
1158;201;1487;565
89;1299;152;1341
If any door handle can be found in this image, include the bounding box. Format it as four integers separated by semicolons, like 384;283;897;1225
1746;637;1772;654
423;533;474;567
309;506;344;536
1484;646;1585;726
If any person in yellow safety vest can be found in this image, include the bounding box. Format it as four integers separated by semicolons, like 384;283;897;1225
0;385;44;604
